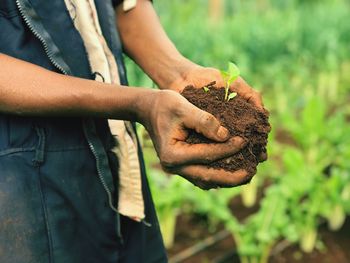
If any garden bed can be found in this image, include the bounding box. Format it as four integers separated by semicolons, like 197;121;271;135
168;197;350;263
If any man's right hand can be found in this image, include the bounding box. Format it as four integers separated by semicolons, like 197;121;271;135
137;90;250;190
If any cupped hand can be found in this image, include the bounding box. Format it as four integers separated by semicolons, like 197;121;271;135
138;89;251;189
169;64;264;111
169;64;268;162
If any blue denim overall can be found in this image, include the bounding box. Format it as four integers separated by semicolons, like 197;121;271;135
0;0;167;262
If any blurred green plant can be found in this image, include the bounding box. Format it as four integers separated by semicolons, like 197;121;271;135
127;0;350;261
139;126;192;249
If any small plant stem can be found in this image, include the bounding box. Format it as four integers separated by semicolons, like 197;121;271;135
224;82;229;101
231;233;247;263
260;244;273;263
241;256;249;263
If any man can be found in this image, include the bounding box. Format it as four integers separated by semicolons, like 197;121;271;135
0;0;264;262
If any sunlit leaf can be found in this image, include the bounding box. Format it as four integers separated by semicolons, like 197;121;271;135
220;70;229;79
227;92;237;101
228;62;240;80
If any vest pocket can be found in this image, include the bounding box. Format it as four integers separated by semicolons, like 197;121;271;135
8;116;37;150
0;115;10;150
0;0;20;18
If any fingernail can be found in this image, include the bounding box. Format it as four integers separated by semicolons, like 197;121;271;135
217;126;229;139
231;136;246;147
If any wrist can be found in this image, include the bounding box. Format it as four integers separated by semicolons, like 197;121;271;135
155;56;198;91
133;88;159;125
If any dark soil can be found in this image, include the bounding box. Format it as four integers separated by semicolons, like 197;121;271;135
181;85;271;176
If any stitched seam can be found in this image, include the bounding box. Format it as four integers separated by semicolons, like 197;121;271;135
37;166;54;263
0;9;19;18
45;146;89;152
0;146;89;156
0;147;35;156
33;126;46;166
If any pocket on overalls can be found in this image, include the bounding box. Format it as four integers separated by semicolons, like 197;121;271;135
0;0;20;18
0;115;10;151
0;115;38;156
8;116;37;150
3;116;46;166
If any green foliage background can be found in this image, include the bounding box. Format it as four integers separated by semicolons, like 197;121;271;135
126;0;350;261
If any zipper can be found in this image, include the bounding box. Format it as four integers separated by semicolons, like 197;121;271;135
16;0;68;75
16;0;123;240
83;123;124;243
86;137;119;214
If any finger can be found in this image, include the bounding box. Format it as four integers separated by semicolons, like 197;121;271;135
231;77;264;110
187;66;225;89
184;107;230;142
246;91;264;111
161;136;246;167
259;151;268;163
174;165;252;189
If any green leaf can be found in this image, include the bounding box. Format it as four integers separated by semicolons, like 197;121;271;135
227;92;237;101
228;76;237;84
228;62;240;80
220;70;230;79
203;86;210;92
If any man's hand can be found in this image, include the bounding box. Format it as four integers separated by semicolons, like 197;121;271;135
167;64;268;163
115;1;267;187
137;89;251;190
169;64;264;110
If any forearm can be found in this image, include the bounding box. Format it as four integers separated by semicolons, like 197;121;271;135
115;0;196;91
0;54;155;121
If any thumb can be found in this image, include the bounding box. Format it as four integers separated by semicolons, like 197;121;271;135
184;107;230;142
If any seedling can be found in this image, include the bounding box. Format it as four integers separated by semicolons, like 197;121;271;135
220;62;240;101
201;81;216;93
227;92;237;101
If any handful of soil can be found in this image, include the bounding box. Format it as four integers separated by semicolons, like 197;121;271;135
181;84;271;177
